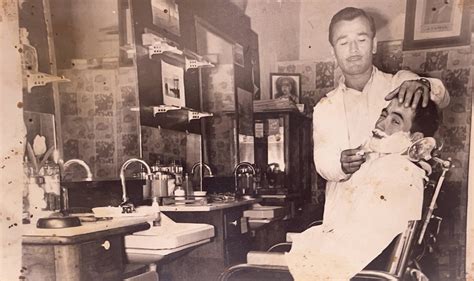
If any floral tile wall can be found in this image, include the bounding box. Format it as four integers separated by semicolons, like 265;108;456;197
140;125;188;167
374;40;403;74
277;60;332;110
202;64;236;112
58;67;141;180
201;63;237;176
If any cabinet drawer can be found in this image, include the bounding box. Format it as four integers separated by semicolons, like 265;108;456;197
80;236;124;281
224;208;247;239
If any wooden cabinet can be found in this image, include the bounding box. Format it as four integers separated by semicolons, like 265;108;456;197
22;221;148;281
23;236;124;281
159;205;251;280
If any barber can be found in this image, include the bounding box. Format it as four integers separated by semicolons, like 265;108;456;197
313;7;449;206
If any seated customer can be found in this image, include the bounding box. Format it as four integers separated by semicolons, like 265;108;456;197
285;98;440;281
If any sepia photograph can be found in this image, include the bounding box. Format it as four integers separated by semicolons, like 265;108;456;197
404;0;471;50
0;0;473;280
161;60;186;107
270;73;301;103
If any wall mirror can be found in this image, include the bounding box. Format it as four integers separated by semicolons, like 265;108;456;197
237;87;255;164
47;0;142;181
266;118;285;171
195;18;239;176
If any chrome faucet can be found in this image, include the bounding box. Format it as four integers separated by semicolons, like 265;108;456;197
120;158;152;205
60;159;92;213
191;162;213;191
63;159;93;181
233;162;256;196
191;162;214;177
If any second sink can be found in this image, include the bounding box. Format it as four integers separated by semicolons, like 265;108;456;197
124;215;214;250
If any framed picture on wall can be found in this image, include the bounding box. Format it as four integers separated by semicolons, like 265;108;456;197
403;0;471;50
233;43;245;67
161;60;185;107
237;87;254;136
151;0;180;36
270;73;301;103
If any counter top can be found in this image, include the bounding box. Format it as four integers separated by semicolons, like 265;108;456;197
258;193;300;199
160;198;261;212
23;217;150;245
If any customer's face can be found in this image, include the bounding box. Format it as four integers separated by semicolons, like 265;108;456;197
331;16;376;76
374;99;415;137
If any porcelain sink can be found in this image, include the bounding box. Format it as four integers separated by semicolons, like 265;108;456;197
125;214;214;250
243;204;286;219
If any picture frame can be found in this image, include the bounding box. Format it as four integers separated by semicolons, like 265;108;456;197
233;43;245;67
237;87;254;137
161;60;185;107
403;0;471;50
151;0;180;36
270;73;301;103
237;88;254;163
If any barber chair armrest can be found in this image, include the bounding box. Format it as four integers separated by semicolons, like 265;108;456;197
218;264;292;281
286;232;298;242
267;242;292;252
247;251;288;267
353;270;399;281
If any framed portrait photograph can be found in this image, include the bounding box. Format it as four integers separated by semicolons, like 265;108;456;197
161;60;185;107
403;0;471;50
270;73;301;103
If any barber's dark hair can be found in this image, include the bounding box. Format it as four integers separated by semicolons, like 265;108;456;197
411;99;440;137
328;7;376;46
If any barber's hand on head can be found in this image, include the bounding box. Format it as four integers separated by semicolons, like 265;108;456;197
340;146;366;175
385;79;431;108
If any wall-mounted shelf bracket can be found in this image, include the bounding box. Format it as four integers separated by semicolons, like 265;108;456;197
188;111;213;121
152;105;182;115
142;33;182;58
152;105;213;123
185;57;214;71
26;71;70;93
147;42;183;58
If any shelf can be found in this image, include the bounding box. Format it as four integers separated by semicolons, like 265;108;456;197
142;30;215;71
25;71;70;93
135;105;213;131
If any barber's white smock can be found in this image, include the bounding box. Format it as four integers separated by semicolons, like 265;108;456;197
286;154;426;280
313;67;449;223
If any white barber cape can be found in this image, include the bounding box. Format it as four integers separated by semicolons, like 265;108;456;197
285;153;426;281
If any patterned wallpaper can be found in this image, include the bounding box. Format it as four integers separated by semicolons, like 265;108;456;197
58;67;141;180
140;125;187;167
277;40;472;280
202;64;238;176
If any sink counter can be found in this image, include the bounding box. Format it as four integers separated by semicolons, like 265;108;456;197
23;217;150;245
22;217;151;281
160;198;261;212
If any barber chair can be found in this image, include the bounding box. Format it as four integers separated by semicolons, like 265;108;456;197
218;138;451;281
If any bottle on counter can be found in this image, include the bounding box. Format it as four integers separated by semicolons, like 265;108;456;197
183;173;192;196
174;185;185;205
151;197;161;226
43;161;61;211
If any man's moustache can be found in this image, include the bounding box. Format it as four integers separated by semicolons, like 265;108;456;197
347;55;362;61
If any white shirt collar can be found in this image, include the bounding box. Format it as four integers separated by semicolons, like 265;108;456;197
335;66;379;93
